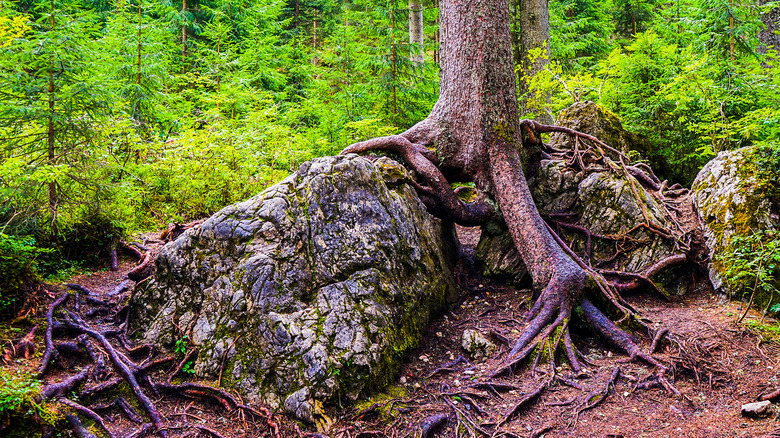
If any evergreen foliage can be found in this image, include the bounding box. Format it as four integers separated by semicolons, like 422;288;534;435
0;0;777;287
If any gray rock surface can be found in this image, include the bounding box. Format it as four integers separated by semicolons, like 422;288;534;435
741;400;774;418
461;329;496;361
691;146;779;295
131;154;458;422
478;105;689;298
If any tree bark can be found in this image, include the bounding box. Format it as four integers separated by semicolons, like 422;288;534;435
758;0;780;54
181;0;187;57
343;0;670;372
47;0;57;229
409;0;424;64
347;0;586;363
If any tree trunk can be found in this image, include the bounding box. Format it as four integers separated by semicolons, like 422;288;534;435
136;0;142;86
343;0;671;372
758;0;780;54
510;0;521;83
516;0;550;122
47;0;57;229
350;0;585;360
409;0;424;64
181;0;187;57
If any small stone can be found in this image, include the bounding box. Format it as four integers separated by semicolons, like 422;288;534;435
741;400;773;418
399;376;407;384
461;329;496;361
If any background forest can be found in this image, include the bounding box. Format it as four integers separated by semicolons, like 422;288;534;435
1;0;779;312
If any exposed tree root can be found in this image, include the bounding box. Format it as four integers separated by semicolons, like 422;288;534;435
120;240;145;260
34;282;280;438
1;324;36;363
60;312;168;437
419;413;449;438
343;135;493;227
341;115;693;436
498;380;548;426
128;252;154;282
569;366;621;426
760;388;780;402
66;413;99;438
59;397;115;438
40;367;90;399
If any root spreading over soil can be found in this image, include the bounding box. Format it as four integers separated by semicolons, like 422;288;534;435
2;230;778;437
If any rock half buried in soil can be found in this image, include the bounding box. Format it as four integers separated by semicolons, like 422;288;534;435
130;154;458;422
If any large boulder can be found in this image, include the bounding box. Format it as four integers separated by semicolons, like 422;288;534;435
551;101;675;181
478;103;691;298
131;154;458;422
691;146;779;300
478;162;688;298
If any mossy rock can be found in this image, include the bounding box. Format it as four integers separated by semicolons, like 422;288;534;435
551;101;650;156
477;162;688;298
550;101;677;181
692;146;780;304
131;155;458;422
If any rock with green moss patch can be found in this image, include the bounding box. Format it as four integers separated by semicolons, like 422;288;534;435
477;103;689;298
477;163;686;297
550;101;649;155
691;146;779;296
131;155;458;422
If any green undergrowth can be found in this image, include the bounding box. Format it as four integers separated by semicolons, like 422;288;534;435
0;369;58;436
742;318;780;344
0;233;51;318
717;229;780;317
352;384;408;420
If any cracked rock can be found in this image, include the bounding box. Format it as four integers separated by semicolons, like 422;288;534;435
131;155;458;418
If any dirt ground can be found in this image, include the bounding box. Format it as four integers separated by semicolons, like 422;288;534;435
2;228;780;438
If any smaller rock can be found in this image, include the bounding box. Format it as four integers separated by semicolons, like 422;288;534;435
741;400;773;418
284;388;314;423
461;329;496;361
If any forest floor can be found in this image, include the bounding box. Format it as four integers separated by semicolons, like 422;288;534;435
2;227;780;438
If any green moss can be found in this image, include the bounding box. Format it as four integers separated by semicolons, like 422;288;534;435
0;369;59;436
352;384;408;420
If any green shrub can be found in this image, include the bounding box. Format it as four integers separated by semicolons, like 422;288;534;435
0;233;50;317
53;213;124;268
717;229;780;317
0;369;56;435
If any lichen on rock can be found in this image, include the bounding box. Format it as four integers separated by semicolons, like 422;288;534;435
131;154;458;422
692;146;779;300
477;103;690;298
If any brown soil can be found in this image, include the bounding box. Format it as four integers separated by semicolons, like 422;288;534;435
2;229;780;438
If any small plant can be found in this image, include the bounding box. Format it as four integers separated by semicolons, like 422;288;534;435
0;369;56;427
182;361;195;374
0;233;52;316
174;336;189;357
717;229;780;321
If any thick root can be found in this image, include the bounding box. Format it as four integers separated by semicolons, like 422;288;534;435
342;134;494;226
